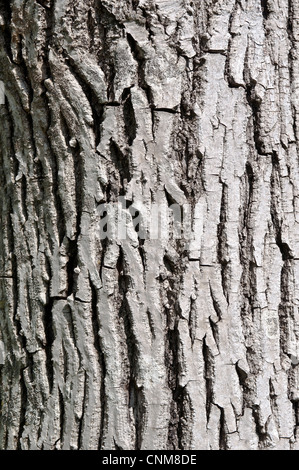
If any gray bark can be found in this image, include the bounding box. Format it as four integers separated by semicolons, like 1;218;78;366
0;0;299;450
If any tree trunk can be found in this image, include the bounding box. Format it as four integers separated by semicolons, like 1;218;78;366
0;0;299;450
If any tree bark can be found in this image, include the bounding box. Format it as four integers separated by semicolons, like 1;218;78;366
0;0;299;450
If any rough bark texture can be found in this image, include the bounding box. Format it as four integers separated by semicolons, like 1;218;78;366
1;0;299;450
